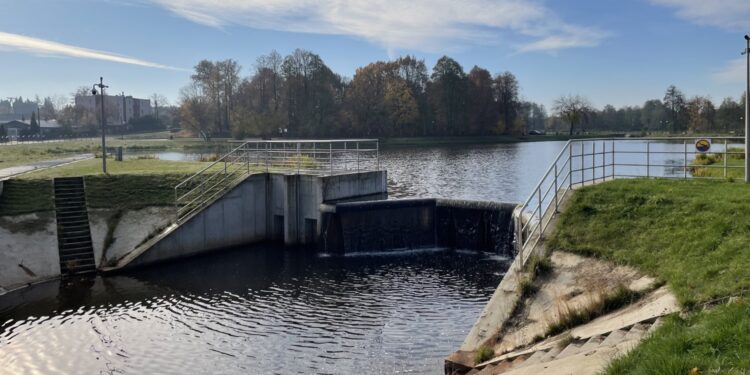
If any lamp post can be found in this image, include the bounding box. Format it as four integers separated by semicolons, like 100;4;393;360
92;77;109;174
744;35;750;182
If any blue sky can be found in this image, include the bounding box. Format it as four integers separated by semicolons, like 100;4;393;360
0;0;747;109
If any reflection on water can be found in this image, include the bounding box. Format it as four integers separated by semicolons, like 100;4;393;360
381;142;568;201
0;245;507;374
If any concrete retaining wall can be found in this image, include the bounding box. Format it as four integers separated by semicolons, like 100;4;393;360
114;170;388;269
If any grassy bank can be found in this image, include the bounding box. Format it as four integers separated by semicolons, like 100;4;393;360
0;159;211;216
19;158;207;178
0;137;228;170
549;178;750;373
690;148;745;179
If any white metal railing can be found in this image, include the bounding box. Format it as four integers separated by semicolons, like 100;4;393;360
174;139;379;222
514;137;746;258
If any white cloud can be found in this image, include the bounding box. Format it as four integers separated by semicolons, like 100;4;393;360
0;31;186;71
713;57;746;83
148;0;607;53
650;0;750;30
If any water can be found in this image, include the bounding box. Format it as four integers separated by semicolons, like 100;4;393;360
381;141;568;202
0;246;506;374
0;140;708;374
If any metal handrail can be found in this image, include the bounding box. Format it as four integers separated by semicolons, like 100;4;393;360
174;139;380;223
514;137;746;259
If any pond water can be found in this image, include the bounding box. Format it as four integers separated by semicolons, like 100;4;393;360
0;140;713;374
0;247;506;374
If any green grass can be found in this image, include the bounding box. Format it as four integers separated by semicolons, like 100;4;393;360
550;179;750;306
690;151;745;179
475;346;495;364
0;159;210;215
0;179;54;215
550;178;750;374
19;158;207;179
605;300;750;375
0;137;227;169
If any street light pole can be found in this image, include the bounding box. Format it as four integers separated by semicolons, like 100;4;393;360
744;35;750;183
92;77;109;174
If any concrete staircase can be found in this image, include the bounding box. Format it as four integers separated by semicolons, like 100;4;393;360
54;177;96;275
471;317;663;375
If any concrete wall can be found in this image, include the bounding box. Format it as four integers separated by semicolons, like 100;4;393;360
0;212;60;292
125;173;268;268
117;170;388;269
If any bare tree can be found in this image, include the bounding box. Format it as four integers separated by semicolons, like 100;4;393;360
151;93;169;121
553;94;592;136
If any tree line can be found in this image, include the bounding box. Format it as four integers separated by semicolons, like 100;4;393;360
550;86;746;136
179;50;547;138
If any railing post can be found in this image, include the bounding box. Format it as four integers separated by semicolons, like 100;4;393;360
684;140;688;179
568;143;572;189
356;142;360;172
174;186;178;223
646;142;650;178
724;139;728;178
344;142;347;170
537;188;543;237
580;141;584;186
329;143;333;175
376;140;380;170
612;140;615;178
265;143;269;172
297;142;301;174
553;162;559;213
593;141;597;182
602;141;606;180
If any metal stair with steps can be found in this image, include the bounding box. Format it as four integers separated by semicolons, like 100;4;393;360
54;177;96;275
472;317;663;375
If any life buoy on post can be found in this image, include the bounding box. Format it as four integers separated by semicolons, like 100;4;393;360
695;139;711;153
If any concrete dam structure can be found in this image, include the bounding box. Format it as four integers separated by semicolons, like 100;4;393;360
320;199;517;255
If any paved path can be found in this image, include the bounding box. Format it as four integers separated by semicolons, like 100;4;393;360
0;154;93;180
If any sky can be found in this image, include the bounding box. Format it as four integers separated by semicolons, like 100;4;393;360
0;0;748;110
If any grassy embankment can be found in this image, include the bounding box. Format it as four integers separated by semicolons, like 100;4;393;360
549;179;750;374
0;159;208;216
689;147;745;179
0;136;228;170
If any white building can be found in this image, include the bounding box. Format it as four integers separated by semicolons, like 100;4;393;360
75;94;152;125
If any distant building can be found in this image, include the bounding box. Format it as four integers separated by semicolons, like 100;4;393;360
1;119;62;137
75;94;152;125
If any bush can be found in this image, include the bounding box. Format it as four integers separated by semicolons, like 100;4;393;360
474;346;495;364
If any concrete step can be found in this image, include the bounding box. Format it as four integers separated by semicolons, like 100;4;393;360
600;329;628;347
59;240;93;249
578;335;606;353
624;323;648;341
556;341;584;360
60;252;96;261
647;318;663;335
58;222;91;231
60;236;92;245
514;349;548;369
538;345;563;363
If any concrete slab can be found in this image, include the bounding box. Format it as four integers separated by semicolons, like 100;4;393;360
0;212;60;290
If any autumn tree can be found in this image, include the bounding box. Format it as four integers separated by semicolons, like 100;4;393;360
494;72;521;134
466;66;496;135
429;56;467;135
